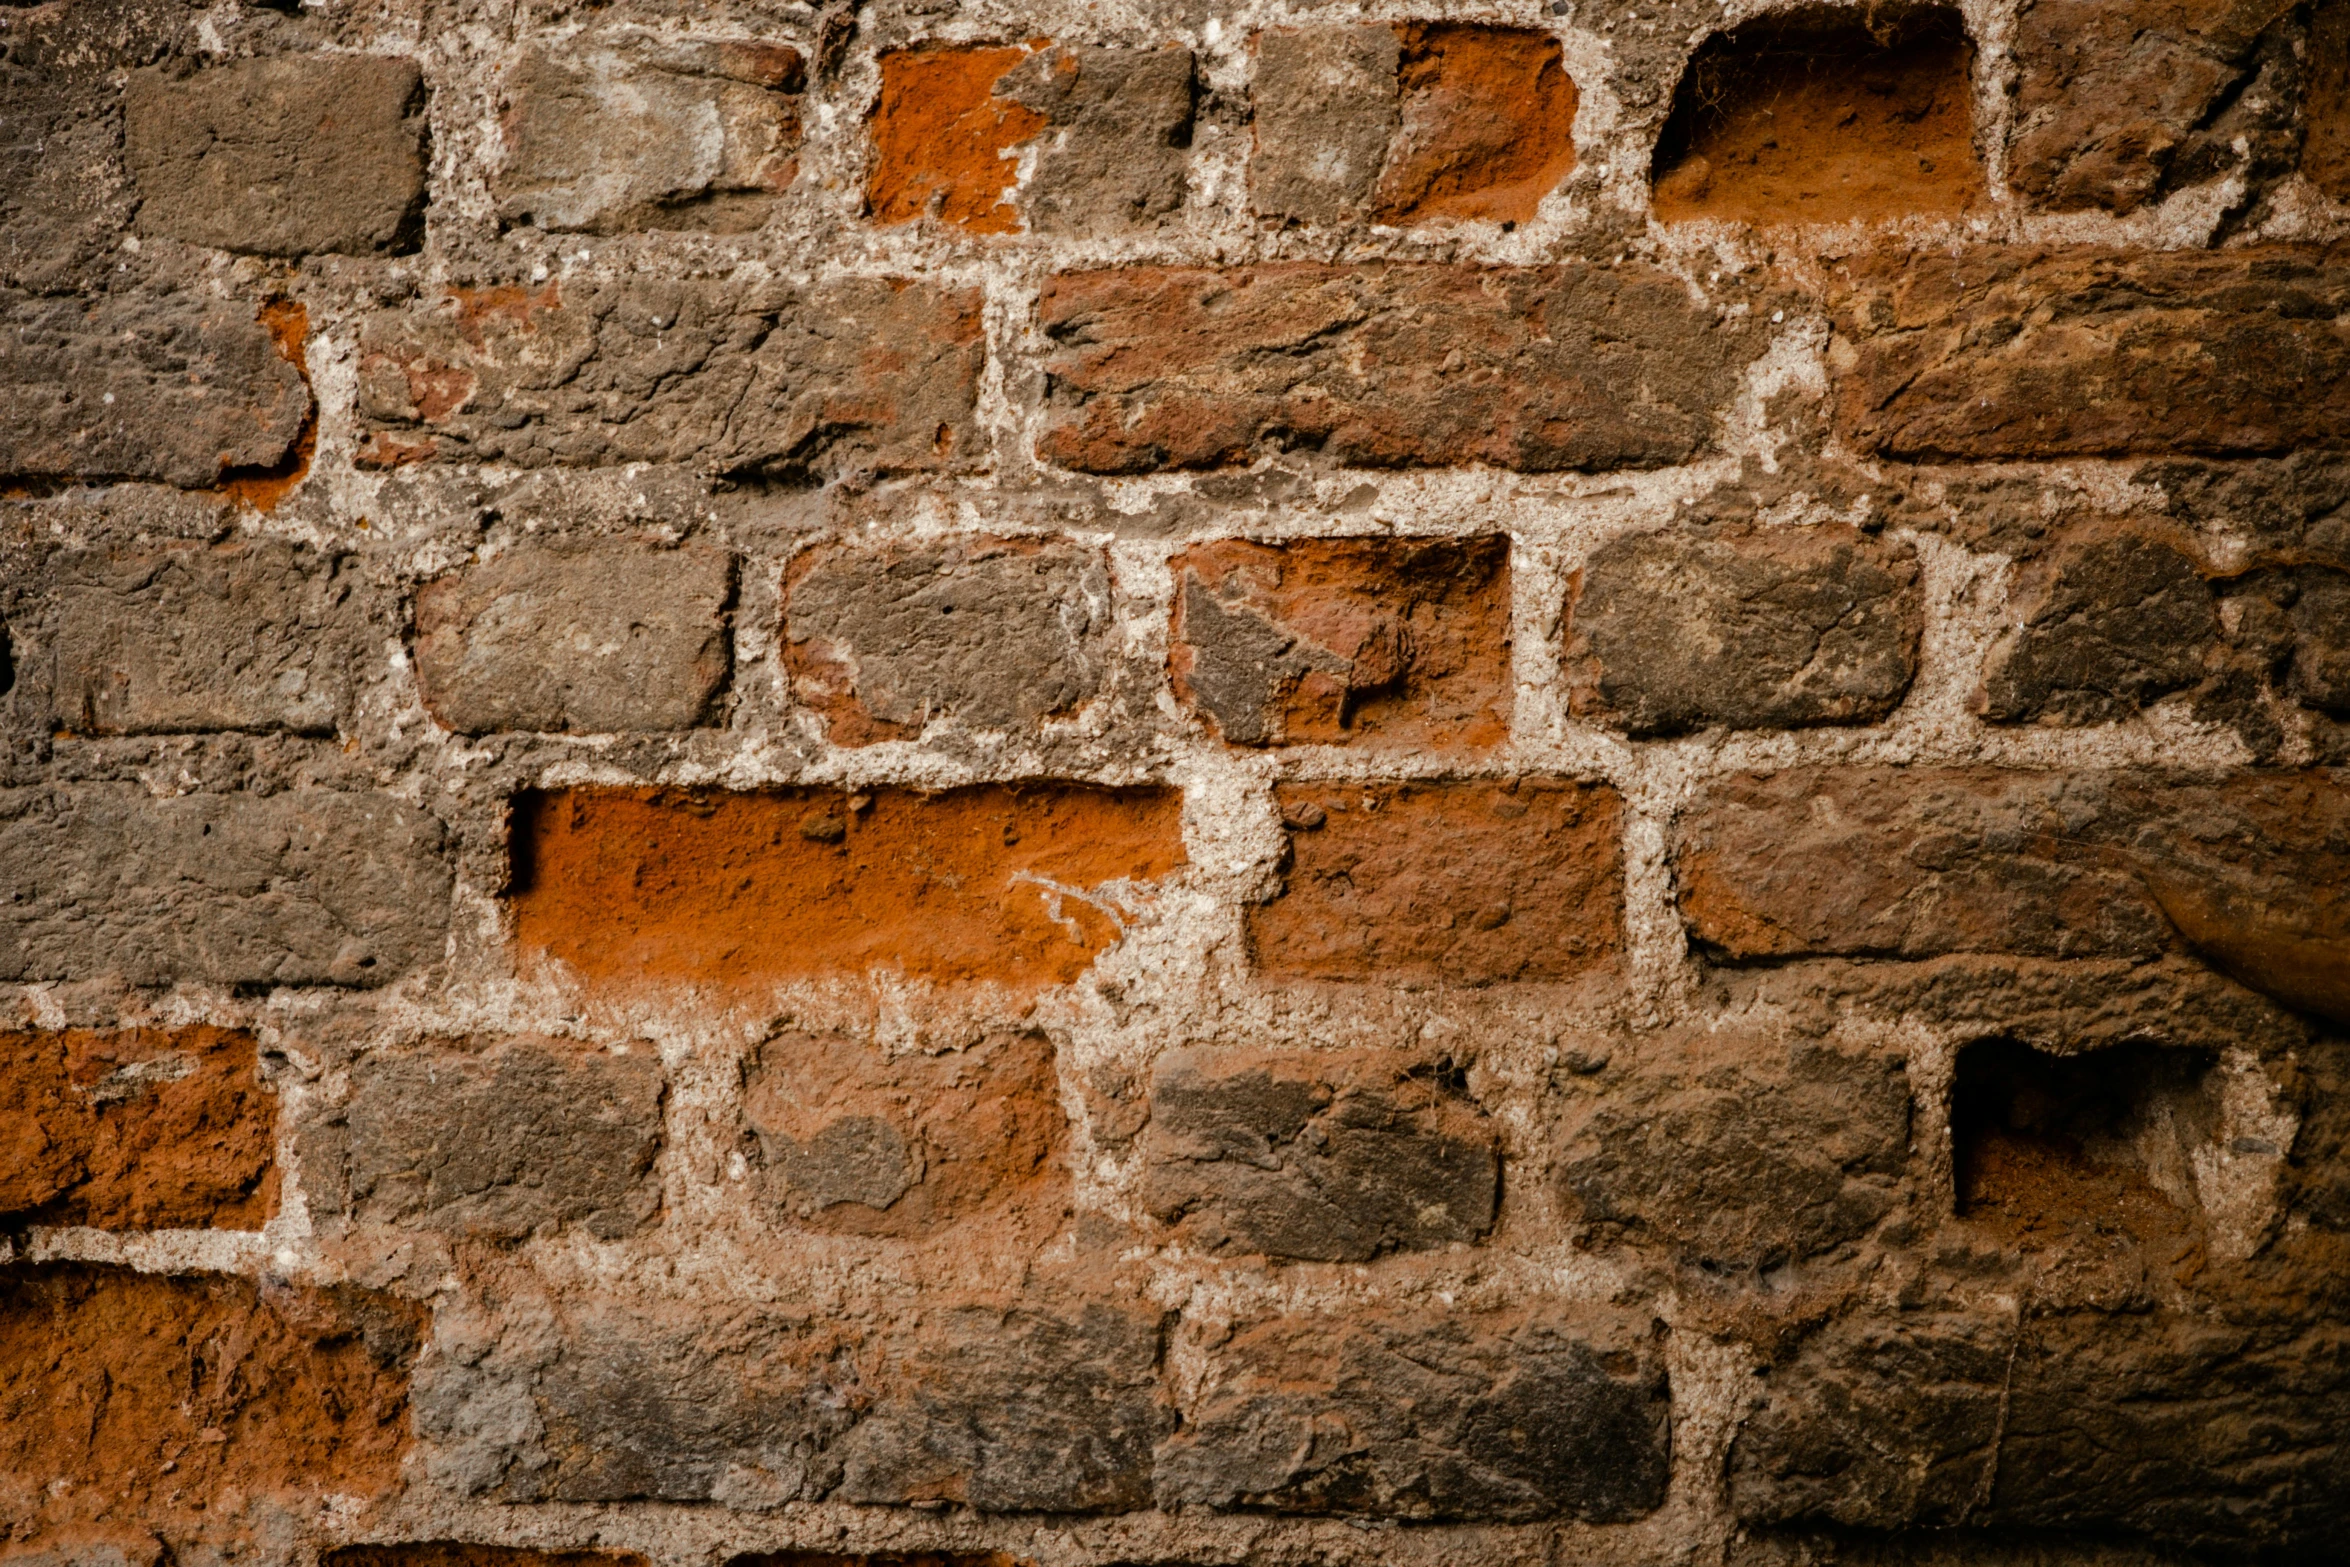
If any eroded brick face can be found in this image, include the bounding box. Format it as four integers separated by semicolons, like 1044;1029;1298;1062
0;1266;419;1535
1171;535;1509;750
11;0;2350;1560
1254;780;1623;983
0;1027;276;1230
509;785;1186;994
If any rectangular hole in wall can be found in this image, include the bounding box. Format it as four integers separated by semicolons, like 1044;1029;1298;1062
1951;1037;2219;1242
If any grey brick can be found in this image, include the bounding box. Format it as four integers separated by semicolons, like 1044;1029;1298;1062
1249;26;1399;225
412;540;733;734
0;786;450;987
125;55;427;256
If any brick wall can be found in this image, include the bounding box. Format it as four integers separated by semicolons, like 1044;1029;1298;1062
1;0;2346;1565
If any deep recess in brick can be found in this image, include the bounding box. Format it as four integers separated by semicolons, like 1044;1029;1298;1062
2;0;2347;1562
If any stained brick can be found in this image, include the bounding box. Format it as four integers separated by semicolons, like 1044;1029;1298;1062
866;44;1193;235
1036;263;1775;474
1565;524;1921;735
125;55;428;256
782;537;1110;745
1171;535;1509;751
1254;780;1622;984
47;539;363;736
1249;26;1399;225
2008;0;2299;215
329;1549;648;1567
1676;769;2350;1026
1156;1305;1669;1521
0;786;452;988
509;785;1185;994
344;1036;664;1240
746;1029;1067;1236
498;37;803;233
355;278;982;476
413;539;733;735
1141;1046;1497;1262
1831;245;2350;460
0;1265;419;1533
0;291;311;487
1974;520;2221;724
0;1026;276;1230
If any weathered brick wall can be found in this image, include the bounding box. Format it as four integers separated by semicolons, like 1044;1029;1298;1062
1;0;2346;1564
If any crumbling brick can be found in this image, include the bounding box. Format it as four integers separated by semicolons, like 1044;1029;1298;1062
1171;535;1509;751
1566;524;1921;735
0;1026;276;1230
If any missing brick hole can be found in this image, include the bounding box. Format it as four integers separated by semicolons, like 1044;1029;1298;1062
1951;1038;2219;1239
1650;3;1983;226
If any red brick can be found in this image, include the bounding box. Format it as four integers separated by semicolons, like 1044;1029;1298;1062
1253;780;1622;983
1831;245;2350;460
865;45;1046;234
0;1265;418;1536
510;786;1186;994
1171;535;1510;751
0;1026;275;1230
1376;25;1577;225
1035;263;1775;474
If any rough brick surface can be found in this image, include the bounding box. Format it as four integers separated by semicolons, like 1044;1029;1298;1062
343;1037;664;1240
996;47;1196;234
1975;520;2220;724
837;1301;1171;1513
0;1266;419;1535
510;786;1184;994
1374;25;1578;225
1254;780;1622;983
0;291;311;486
1555;1030;1912;1269
498;37;803;233
45;539;362;735
1156;1306;1670;1522
1832;245;2350;460
1036;263;1772;473
745;1029;1067;1235
355;278;982;475
1171;535;1508;750
1249;26;1400;226
1729;1309;2350;1556
1566;524;1921;735
2008;0;2300;214
1678;769;2350;1026
413;539;733;734
2314;0;2350;201
125;55;428;256
1142;1047;1497;1262
0;786;451;987
1651;8;1983;224
0;1026;275;1230
865;45;1048;233
782;537;1110;744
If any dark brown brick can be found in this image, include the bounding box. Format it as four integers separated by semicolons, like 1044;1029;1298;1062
1171;535;1509;750
1254;779;1622;984
1141;1046;1497;1262
1156;1304;1669;1522
782;536;1111;745
1566;524;1920;735
1036;263;1775;474
0;1026;276;1230
413;539;733;735
1831;245;2350;460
